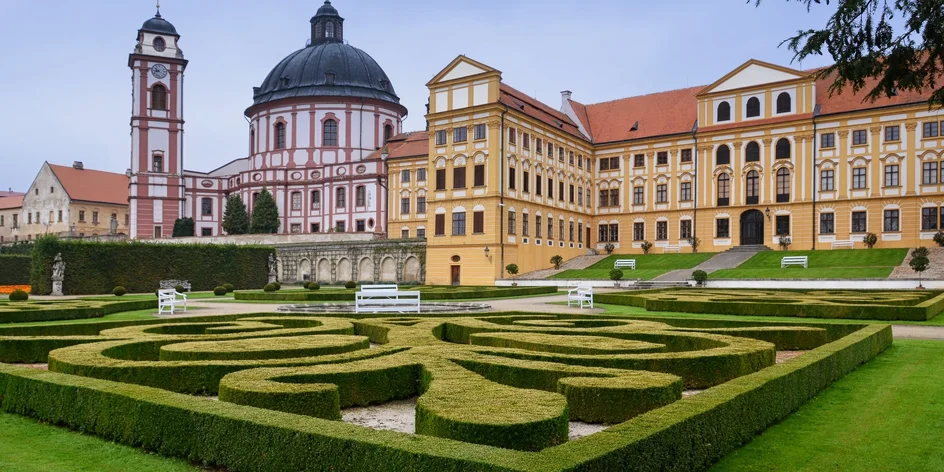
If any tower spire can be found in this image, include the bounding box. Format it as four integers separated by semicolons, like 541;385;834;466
156;0;161;17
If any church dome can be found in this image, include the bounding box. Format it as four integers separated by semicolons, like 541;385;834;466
139;11;178;36
247;1;402;113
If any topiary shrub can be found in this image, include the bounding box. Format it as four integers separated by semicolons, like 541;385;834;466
113;286;127;297
174;284;186;293
263;283;277;292
223;283;234;293
604;243;615;255
302;281;311;289
863;232;878;249
692;270;708;286
308;283;320;291
344;281;357;289
934;231;944;247
214;286;228;296
550;255;564;270
272;282;281;291
8;290;29;302
609;269;624;281
641;241;653;254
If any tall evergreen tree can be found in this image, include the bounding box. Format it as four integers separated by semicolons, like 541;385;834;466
172;217;195;237
223;194;249;235
250;188;280;234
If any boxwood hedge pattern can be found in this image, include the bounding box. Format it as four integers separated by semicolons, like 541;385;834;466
0;299;158;324
595;288;944;321
0;311;890;471
234;285;558;302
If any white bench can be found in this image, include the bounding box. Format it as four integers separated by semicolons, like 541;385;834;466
355;284;421;314
663;245;680;253
831;240;855;249
158;288;187;315
567;283;594;309
614;259;636;270
781;256;809;268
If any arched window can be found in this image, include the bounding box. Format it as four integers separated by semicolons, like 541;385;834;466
776;168;791;202
716;145;731;165
274;122;286;149
335;187;346;208
775;138;791;159
745;141;760;162
776;92;791;113
249;127;255;153
717;173;730;206
151;84;167;111
746;97;760;118
383;124;393;144
746;170;760;204
717;102;731;122
325;21;335;38
323;119;338;147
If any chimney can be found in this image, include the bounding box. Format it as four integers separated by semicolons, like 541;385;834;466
72;161;84;170
560;90;572;107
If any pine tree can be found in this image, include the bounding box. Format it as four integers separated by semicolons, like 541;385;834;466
249;188;280;234
223;194;249;235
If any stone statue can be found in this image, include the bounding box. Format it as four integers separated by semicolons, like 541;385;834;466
51;253;65;296
268;253;278;284
110;214;118;234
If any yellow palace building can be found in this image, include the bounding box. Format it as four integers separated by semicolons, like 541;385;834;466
381;56;944;286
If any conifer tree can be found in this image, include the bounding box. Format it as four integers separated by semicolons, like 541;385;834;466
223;194;249;235
249;188;280;234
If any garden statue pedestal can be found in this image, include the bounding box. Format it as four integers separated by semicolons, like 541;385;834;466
51;277;64;296
51;253;66;296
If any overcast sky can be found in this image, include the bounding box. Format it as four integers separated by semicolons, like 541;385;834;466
0;0;838;191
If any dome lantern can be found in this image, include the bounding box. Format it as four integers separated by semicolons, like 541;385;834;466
310;1;344;46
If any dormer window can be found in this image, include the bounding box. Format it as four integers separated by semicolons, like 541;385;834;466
325;72;336;85
153;37;166;52
279;77;290;87
717;102;731;122
776;92;792;113
380;79;388;90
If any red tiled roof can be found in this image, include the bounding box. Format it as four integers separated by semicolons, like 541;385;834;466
0;191;23;198
576;86;702;144
814;69;938;116
499;84;585;140
48;164;129;206
0;195;23;210
367;131;429;161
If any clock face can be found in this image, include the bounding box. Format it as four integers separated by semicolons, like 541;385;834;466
150;64;168;79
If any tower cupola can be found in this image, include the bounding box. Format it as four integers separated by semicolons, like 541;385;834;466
310;0;344;46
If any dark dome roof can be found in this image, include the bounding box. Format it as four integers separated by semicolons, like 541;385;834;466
140;13;178;36
249;42;401;111
316;1;340;17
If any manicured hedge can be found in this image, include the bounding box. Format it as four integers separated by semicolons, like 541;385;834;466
0;255;30;285
234;286;557;302
0;299;158;324
29;236;273;295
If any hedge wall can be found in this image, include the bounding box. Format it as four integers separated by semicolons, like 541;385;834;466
0;299;158;324
29;236;273;295
0;255;31;285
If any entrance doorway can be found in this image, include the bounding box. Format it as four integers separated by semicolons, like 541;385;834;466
450;265;461;286
740;209;765;245
586;227;591;247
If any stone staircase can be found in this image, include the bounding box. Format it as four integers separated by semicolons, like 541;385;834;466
516;254;607;279
653;245;769;282
890;247;944;280
721;245;773;253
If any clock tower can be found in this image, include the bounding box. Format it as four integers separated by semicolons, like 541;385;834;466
128;3;187;239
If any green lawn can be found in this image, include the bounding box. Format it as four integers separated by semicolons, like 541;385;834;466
550;253;714;280
712;339;944;471
711;248;907;279
0;413;200;472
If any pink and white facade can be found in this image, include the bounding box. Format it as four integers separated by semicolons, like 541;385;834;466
130;1;407;239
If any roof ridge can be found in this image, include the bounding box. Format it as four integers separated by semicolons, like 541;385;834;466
584;84;705;108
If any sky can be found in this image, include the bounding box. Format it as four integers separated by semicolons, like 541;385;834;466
0;0;839;191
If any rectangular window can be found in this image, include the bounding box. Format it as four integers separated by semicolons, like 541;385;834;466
548;218;554;240
578;223;584;243
922;207;938;230
924;162;939;185
656;152;668;166
609;157;620;169
578;155;583;169
820;213;834;234
884;209;900;232
559;181;565;201
680;220;692;239
547;177;553;199
474;124;486;140
536;138;543;154
569;151;575;165
609;224;620;242
633;222;644;241
336;188;346;208
821;133;835;148
152;154;163;173
289;224;301;234
416;228;426;239
523;213;530;237
924;121;939;138
453;166;466;189
608;189;618;208
336;221;346;233
559;148;565;161
401;170;411;183
776;215;790;236
452;212;466;235
656;221;668;240
508;128;517;144
547;143;554;157
508;211;516;235
78;210;85;222
885;125;900;142
435;130;447;146
569;184;574;203
821;170;835;191
508;167;516;190
523;133;530;150
536;215;542;238
656;184;667;203
852;129;868;145
417;168;427;181
473;164;485;187
435;169;446;190
400;197;410;215
416;196;426;214
578;188;584;206
311;223;320;233
356;186;366;207
717;218;730;238
27;213;32;224
599;189;609;207
435;214;445;236
535;175;542;196
884;165;900;187
356;220;366;232
680;182;692;201
202;197;213;216
633;186;644;205
473;211;484;234
680;149;692;163
852;168;867;189
524;171;531;193
600;158;610;171
633;154;645;168
453;127;468;143
401;229;410;238
852;211;868;233
311;190;321;208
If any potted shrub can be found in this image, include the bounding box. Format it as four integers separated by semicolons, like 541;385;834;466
505;264;519;286
641;240;653;254
692;270;708;287
687;236;701;254
113;286;127;297
550;255;564;270
910;247;930;289
863;232;878;249
609;268;624;288
604;243;615;255
778;234;792;251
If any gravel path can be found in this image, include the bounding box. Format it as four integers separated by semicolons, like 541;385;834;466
891;325;944;340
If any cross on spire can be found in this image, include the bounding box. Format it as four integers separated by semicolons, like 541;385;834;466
156;0;162;17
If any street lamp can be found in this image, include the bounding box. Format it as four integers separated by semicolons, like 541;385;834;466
764;207;771;221
484;246;490;259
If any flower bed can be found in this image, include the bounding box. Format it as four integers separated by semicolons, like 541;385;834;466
0;285;31;295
